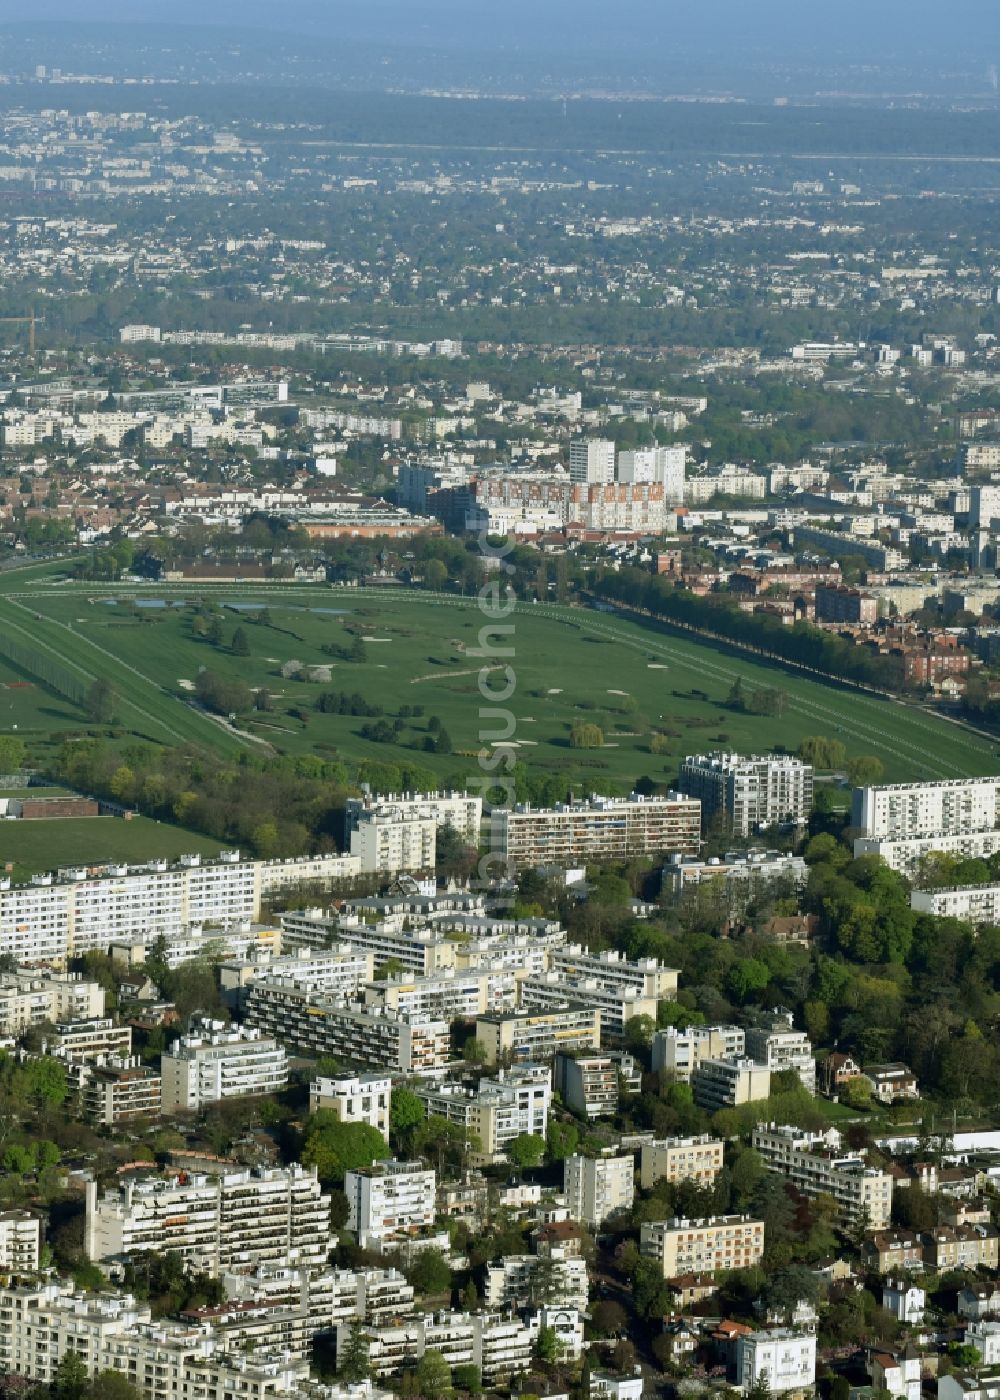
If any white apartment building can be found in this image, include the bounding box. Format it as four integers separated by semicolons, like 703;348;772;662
547;946;678;1000
518;972;658;1043
344;1160;437;1251
641;1214;766;1279
344;1308;551;1385
492;793;701;871
345;791;482;845
640;1136;725;1191
0;1278;332;1400
245;982;450;1074
569;438;616;485
691;1058;771;1112
617;445;686;501
364;968;502;1021
160;1019;288;1113
752;1123;893;1230
85;1165;331;1274
0;969;104;1035
349;811;436;875
416;1065;550;1158
0;851;363;964
310;1074;392;1138
553;1051;641;1120
281;909;458;975
220;945;375;1004
483;1253;589;1311
852;777;1000;841
911;884;1000;923
745;1021;816;1095
735;1329;817;1395
0;1211;40;1272
563;1153;635;1227
853;830;1000;875
661;850;808;901
678;752;814;836
651;1024;745;1080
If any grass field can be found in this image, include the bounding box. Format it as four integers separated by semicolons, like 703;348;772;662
0;573;993;789
0;814;226;876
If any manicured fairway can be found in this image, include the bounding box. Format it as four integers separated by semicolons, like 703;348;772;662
0;814;226;875
0;576;993;788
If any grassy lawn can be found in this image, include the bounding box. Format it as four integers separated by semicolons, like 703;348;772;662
0;814;227;876
0;580;994;787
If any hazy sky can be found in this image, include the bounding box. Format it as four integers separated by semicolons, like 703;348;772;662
0;0;994;60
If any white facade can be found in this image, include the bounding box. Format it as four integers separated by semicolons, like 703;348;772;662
350;812;437;874
735;1329;817;1395
617;445;686;501
640;1136;725;1191
679;752;814;836
745;1022;816;1094
752;1123;893;1230
651;1024;745;1080
563;1153;635;1227
310;1073;392;1138
852;777;1000;841
854;830;1000;875
569;438;616;485
0;1211;40;1272
160;1020;288;1113
345;791;482;844
85;1165;331;1275
345;1160;437;1251
0;850;362;964
911;884;1000;923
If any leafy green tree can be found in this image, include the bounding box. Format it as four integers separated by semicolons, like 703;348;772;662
86;1374;143;1400
546;1119;579;1162
846;755;885;786
452;1364;482;1396
570;722;604;749
508;1133;546;1170
407;1249;452;1297
52;1351;89;1400
415;1349;452;1400
390;1087;426;1151
338;1325;372;1383
534;1326;562;1364
231;626;250;656
301;1114;389;1184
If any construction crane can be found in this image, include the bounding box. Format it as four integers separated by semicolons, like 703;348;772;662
0;310;42;356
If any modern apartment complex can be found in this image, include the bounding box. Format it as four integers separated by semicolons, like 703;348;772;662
0;1279;319;1400
553;1051;642;1119
853;829;1000;875
0;850;362;964
483;1253;589;1312
563;1153;635;1227
475;1005;602;1065
345;790;482;845
651;1024;746;1080
690;1058;771;1111
752;1123;893;1230
639;1136;725;1191
745;1019;816;1095
678;752;814;836
910;884;1000;922
640;1214;766;1280
245;981;451;1073
85;1165;331;1274
415;1065;551;1157
349;812;437;875
518;972;658;1043
491;793;701;870
160;1020;288;1113
0;1211;40;1272
344;1160;437;1251
309;1073;393;1137
851;777;1000;841
0;969;105;1034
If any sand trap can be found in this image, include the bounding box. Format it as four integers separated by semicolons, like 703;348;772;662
492;739;521;748
648;663;668;669
362;636;393;642
546;688;562;694
608;689;628;695
177;679;194;691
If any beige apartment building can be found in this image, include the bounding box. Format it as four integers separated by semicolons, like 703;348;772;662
640;1215;765;1280
475;1005;602;1065
640;1136;725;1191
